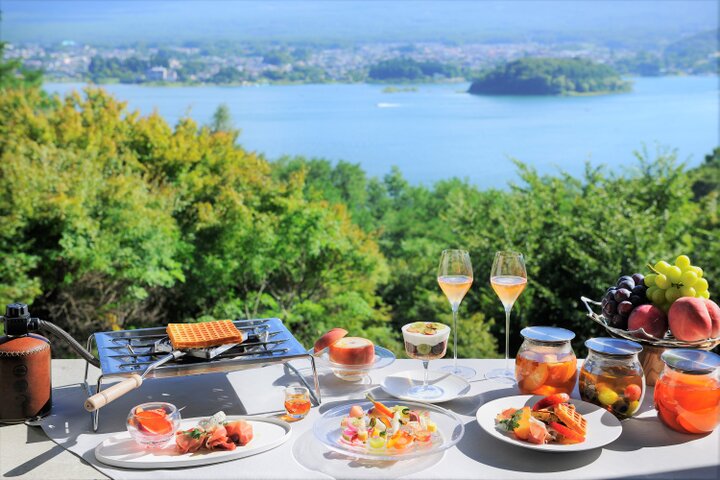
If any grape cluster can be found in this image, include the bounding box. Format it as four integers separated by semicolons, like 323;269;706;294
601;273;649;329
644;255;710;311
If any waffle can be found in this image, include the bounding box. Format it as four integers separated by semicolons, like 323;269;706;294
555;403;587;436
167;320;245;349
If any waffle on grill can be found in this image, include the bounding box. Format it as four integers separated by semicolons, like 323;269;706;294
555;402;587;436
167;320;245;349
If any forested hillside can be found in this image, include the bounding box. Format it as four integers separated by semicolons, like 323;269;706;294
1;49;718;358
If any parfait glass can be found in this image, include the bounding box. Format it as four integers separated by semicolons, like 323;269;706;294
437;249;476;379
402;322;451;399
486;250;527;383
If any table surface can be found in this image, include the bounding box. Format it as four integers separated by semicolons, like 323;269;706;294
1;358;718;480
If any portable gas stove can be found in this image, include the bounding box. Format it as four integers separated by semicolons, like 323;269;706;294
82;318;320;431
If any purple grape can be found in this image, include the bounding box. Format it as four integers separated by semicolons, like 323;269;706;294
631;285;647;297
629;295;643;307
603;300;618;316
632;273;644;286
617;279;635;290
614;288;631;302
609;314;628;329
618;300;634;315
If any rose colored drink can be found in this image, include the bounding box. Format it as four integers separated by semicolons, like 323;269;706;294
438;275;473;305
285;397;311;416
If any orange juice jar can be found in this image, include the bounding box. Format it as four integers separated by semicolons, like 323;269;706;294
515;326;577;396
579;338;644;419
654;349;720;434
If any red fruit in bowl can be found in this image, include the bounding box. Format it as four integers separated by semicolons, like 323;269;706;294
628;304;668;339
668;297;719;341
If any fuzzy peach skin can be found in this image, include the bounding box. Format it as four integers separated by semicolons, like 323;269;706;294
704;298;720;338
668;297;718;341
628;304;668;339
313;328;348;354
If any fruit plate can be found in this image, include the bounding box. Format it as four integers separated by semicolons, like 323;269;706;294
94;416;291;469
476;395;622;453
313;400;464;460
309;345;396;381
581;296;720;349
380;369;471;403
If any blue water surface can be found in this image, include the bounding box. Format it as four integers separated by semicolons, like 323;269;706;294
44;77;719;188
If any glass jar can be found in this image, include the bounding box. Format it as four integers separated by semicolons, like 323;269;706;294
654;349;720;434
580;337;644;420
515;326;577;395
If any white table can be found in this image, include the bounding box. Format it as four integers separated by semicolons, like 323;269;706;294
0;358;718;479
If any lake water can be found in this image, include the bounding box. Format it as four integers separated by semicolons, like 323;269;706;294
44;77;719;188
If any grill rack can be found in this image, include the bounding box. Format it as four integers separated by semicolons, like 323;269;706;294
82;318;321;431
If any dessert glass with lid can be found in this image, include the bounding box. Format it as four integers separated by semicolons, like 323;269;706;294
580;337;644;419
515;326;577;396
654;349;720;434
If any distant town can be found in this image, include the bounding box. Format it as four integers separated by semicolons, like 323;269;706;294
5;31;717;85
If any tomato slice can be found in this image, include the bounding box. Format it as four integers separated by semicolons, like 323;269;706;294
549;421;584;444
532;393;570;411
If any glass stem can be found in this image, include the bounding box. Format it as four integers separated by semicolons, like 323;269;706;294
452;304;459;370
504;305;511;371
422;360;429;387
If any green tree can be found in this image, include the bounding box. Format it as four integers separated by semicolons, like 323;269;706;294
210;103;235;134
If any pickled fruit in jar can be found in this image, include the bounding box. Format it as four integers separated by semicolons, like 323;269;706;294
515;351;578;396
654;367;720;434
579;367;644;420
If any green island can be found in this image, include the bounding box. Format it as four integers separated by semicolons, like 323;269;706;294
469;58;632;96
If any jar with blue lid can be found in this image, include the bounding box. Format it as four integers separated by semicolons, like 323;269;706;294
580;337;645;419
515;326;577;395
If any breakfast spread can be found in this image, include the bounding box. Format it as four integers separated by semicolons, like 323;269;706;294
175;412;254;453
495;394;588;445
166;320;245;349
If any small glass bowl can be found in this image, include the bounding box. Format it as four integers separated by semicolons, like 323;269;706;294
126;402;181;448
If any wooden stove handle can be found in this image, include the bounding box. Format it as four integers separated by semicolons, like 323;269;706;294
84;374;143;412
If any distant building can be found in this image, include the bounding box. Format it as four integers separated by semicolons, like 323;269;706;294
146;66;178;82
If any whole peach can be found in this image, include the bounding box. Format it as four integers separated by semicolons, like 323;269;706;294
704;298;720;338
628;304;668;339
668;297;715;341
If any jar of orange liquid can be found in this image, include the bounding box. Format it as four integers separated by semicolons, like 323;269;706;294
580;338;644;419
515;326;577;396
654;349;720;434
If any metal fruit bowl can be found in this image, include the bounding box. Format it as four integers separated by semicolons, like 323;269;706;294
581;296;720;350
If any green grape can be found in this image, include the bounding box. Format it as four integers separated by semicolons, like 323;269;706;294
667;266;682;283
695;277;709;293
646;286;659;298
690;266;704;278
679;285;696;297
644;274;657;287
665;287;682;303
675;255;691;270
652;289;667;305
655;274;671;290
699;290;710;299
655;261;671;275
681;270;698;287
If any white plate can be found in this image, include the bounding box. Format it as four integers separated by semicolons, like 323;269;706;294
94;416;291;469
475;395;622;452
380;369;471;403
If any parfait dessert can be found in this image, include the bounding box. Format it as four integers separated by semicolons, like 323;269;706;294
402;322;451;399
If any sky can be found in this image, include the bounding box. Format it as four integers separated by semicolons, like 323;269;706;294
1;1;717;46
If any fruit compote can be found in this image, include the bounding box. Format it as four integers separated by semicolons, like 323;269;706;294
515;326;577;395
580;338;644;420
126;402;181;447
654;349;720;434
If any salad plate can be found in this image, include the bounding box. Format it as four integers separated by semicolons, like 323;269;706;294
380;369;471;403
94;416;291;469
313;399;464;460
476;395;622;452
310;345;396;381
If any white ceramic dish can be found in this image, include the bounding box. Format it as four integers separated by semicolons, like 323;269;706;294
475;395;622;452
94;416;291;469
310;345;395;381
313;399;464;461
380;369;471;403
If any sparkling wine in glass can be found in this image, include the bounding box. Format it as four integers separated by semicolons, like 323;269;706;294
437;249;476;379
486;250;527;383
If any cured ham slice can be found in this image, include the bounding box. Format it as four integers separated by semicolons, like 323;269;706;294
224;420;254;446
204;425;236;451
175;427;207;454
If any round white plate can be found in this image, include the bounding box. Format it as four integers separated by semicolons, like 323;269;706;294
380;369;471;403
94;416;291;469
475;395;622;452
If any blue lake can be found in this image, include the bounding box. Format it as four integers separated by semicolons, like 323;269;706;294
44;77;719;188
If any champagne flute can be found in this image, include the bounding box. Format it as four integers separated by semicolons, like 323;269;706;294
486;250;527;383
437;249;476;379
